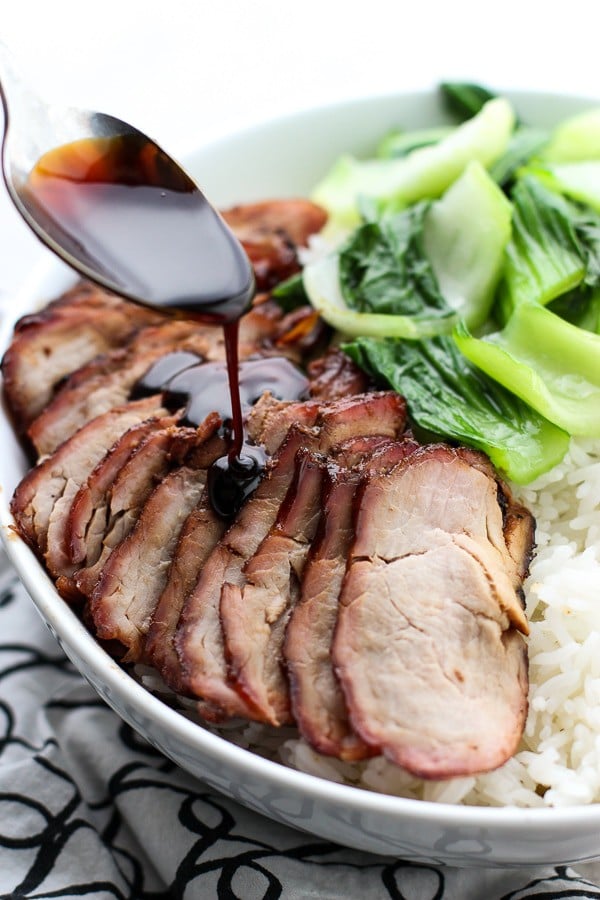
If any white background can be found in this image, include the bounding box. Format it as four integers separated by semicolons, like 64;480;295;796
1;0;600;297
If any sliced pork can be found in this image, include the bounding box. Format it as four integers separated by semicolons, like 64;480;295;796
2;283;163;429
68;417;221;597
66;416;181;572
52;418;179;603
25;301;307;458
176;391;407;722
286;466;367;758
143;393;318;697
221;436;407;728
10;394;168;556
144;491;226;693
222;199;327;249
222;199;327;291
221;449;325;725
331;444;533;779
175;423;318;721
89;466;209;660
307;348;371;401
285;438;419;759
244;394;321;455
27;321;206;456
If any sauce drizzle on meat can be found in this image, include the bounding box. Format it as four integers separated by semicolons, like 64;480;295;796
22;133;302;517
134;352;310;516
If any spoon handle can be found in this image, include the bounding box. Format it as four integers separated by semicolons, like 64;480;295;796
0;41;58;182
0;41;37;133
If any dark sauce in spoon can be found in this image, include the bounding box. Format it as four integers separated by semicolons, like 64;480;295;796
23;133;254;317
24;133;305;517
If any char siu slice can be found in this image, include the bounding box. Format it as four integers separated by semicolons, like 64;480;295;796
220;434;399;728
67;417;221;596
142;393;310;696
26;300;298;458
66;416;180;572
176;391;406;722
89;466;210;660
286;466;366;757
222;199;327;292
47;419;204;584
332;444;533;779
54;418;180;600
221;449;325;725
27;320;208;457
176;424;318;721
502;501;536;588
307;349;371;401
244;394;321;454
144;490;226;693
10;395;168;556
223;199;326;248
2;283;163;429
285;438;419;760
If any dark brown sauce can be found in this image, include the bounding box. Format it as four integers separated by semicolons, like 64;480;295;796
25;134;303;518
24;134;255;318
131;350;204;399
134;352;310;517
139;354;309;428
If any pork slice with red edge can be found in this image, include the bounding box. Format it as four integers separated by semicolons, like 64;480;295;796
220;448;325;725
144;488;226;694
25;297;302;459
2;282;163;429
175;391;406;722
307;348;371;402
10;394;168;556
221;434;408;728
26;320;209;457
176;422;319;721
285;436;420;759
67;416;180;572
222;199;327;292
52;415;179;602
68;417;222;597
144;392;315;697
88;464;212;661
46;418;221;587
332;444;533;779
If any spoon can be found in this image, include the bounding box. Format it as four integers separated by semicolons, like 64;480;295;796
0;40;255;321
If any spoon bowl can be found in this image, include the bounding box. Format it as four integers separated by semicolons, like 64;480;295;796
0;41;255;317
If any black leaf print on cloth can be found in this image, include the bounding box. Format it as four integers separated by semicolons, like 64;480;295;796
500;864;600;899
0;547;600;899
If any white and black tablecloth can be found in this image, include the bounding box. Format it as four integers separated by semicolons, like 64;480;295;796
1;547;600;900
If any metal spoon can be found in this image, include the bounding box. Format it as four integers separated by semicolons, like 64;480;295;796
0;40;255;317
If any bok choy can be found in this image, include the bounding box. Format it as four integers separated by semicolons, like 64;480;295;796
300;85;600;483
454;304;600;436
304;161;511;338
310;98;515;227
343;335;569;483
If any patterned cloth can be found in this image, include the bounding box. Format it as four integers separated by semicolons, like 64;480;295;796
1;548;600;900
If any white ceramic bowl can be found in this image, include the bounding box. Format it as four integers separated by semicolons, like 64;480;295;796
2;90;600;868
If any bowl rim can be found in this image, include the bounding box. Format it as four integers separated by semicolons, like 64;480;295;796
2;87;600;833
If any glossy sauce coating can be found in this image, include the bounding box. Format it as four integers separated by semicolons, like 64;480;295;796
25;133;289;517
24;134;255;319
134;352;310;517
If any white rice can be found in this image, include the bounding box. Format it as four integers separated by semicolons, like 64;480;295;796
139;436;600;808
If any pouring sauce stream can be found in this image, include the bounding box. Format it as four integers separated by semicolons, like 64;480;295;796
23;133;307;516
